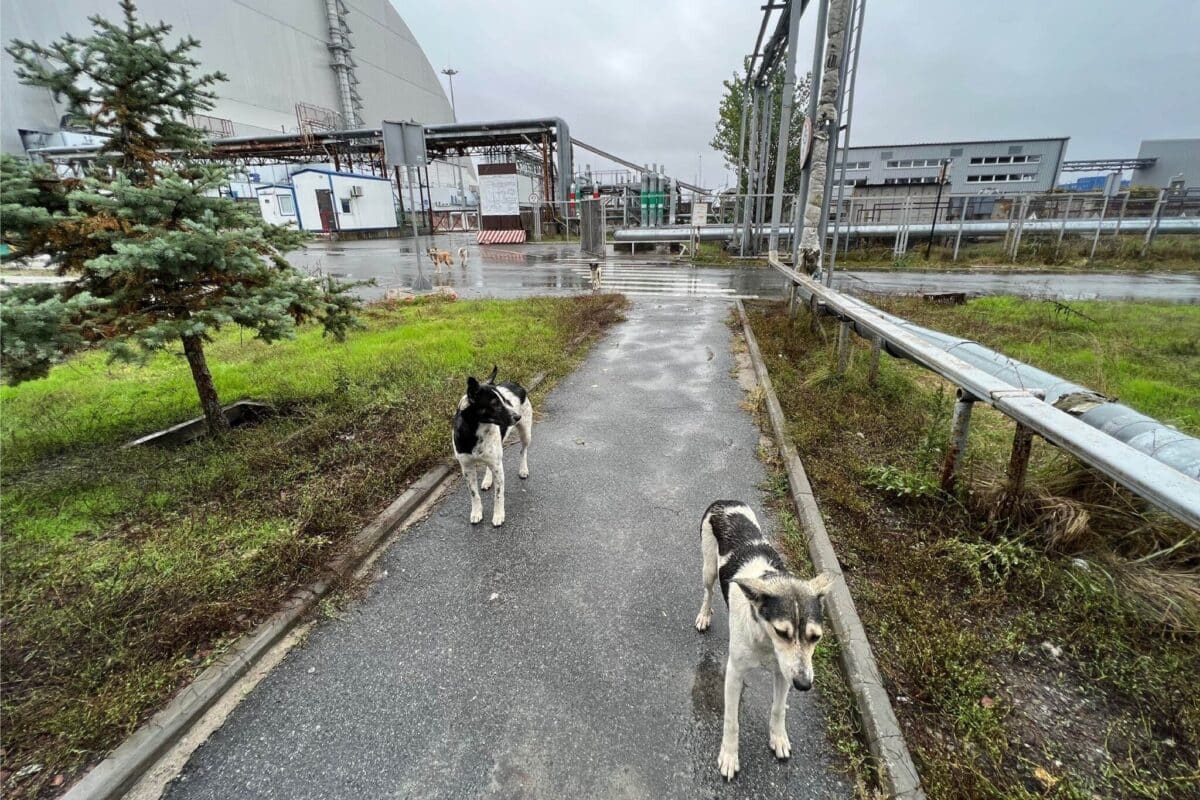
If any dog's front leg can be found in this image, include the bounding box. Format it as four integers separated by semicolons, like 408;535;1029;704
718;659;743;779
464;464;483;524
491;461;506;527
769;668;792;759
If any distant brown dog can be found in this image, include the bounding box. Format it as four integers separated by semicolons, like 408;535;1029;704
427;247;453;270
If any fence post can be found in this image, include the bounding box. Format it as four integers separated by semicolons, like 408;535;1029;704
835;320;852;376
1112;191;1129;239
1010;196;1029;262
1088;190;1112;265
939;395;975;492
1057;195;1072;246
867;335;882;385
1141;189;1167;257
998;422;1035;518
953;198;967;261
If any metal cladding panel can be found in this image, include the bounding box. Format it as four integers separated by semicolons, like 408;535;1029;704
1132;139;1200;189
0;0;454;154
842;138;1068;195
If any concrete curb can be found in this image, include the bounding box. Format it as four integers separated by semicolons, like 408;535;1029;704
735;300;925;800
63;368;553;800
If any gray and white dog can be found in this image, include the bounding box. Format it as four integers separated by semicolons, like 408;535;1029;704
452;366;533;527
695;500;834;780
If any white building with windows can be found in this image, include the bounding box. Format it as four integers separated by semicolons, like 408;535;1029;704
836;137;1069;195
269;168;397;233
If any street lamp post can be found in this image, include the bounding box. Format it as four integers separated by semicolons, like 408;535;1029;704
441;68;468;223
441;68;458;120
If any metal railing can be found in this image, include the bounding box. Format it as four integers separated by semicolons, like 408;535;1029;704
612;188;1200;260
766;255;1200;530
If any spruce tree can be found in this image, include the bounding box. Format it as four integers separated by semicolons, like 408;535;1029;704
2;0;359;434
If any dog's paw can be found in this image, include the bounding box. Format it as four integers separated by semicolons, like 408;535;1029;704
480;472;493;490
470;506;483;524
717;745;739;780
770;729;791;760
518;467;529;479
492;511;505;527
694;611;712;632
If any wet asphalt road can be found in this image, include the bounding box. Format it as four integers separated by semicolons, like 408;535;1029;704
283;234;1200;303
164;299;848;800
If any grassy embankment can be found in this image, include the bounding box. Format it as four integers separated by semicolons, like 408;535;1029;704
744;296;1200;799
819;233;1200;273
0;294;626;798
690;234;1200;272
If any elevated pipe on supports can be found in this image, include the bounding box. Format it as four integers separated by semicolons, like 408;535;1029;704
764;256;1200;528
613;217;1200;242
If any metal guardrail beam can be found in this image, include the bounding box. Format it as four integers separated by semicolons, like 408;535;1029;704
766;256;1200;530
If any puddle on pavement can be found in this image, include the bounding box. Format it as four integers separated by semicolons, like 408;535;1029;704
691;650;724;719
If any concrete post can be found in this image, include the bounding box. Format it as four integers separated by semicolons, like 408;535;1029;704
867;334;882;386
820;0;857;287
793;0;831;270
835;319;852;376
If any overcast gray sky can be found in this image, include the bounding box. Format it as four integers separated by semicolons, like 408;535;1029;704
399;0;1199;189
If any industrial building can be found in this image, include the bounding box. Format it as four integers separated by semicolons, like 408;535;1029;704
836;137;1069;195
1131;139;1200;190
1;0;454;152
0;0;476;228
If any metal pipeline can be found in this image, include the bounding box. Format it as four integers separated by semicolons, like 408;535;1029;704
832;294;1200;480
769;260;1200;527
613;217;1200;241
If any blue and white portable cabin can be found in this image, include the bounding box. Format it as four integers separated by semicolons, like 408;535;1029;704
288;168;397;233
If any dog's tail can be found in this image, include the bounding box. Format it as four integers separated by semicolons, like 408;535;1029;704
486;365;498;384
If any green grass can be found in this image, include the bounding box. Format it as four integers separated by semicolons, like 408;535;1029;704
872;296;1200;435
744;299;1200;799
0;294;626;799
834;233;1200;273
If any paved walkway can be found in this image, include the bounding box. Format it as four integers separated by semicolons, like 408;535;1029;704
165;299;847;800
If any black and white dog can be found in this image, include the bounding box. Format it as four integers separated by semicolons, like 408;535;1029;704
452;367;533;527
695;500;834;780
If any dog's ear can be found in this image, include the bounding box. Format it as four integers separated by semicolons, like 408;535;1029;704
808;571;836;598
734;576;776;605
467;376;480;398
486;365;498;384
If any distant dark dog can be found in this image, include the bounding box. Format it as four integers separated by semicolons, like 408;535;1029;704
451;367;533;527
695;500;834;780
458;247;469;268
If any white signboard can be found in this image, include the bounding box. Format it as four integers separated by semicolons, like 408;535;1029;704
479;172;520;216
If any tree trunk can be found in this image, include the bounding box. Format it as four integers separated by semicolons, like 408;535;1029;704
181;334;230;436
